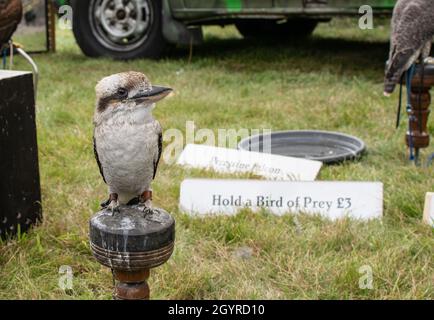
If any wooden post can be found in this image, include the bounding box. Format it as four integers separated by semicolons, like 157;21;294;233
406;62;433;160
47;0;56;52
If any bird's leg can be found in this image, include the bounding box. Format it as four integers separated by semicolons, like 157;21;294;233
107;193;120;215
140;190;153;207
139;190;153;216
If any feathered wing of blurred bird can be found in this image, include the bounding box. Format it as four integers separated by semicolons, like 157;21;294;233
384;0;434;96
0;0;23;48
93;72;172;213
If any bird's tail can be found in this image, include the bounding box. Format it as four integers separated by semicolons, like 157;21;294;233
384;50;414;97
384;81;397;97
384;64;402;96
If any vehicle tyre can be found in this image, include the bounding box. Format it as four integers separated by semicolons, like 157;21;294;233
71;0;166;59
236;19;318;39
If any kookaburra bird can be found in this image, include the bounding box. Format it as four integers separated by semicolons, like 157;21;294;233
93;71;172;213
384;0;434;96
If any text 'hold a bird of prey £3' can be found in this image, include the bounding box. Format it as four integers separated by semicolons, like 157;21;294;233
384;0;434;96
93;71;172;214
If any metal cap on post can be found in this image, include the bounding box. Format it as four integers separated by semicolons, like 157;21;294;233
89;205;175;300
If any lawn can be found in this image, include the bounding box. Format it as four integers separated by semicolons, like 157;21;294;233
0;18;433;299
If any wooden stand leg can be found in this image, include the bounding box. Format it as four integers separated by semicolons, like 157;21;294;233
407;89;431;150
113;269;150;300
406;63;433;162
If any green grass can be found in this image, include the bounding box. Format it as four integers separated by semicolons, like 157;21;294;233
0;18;433;299
14;30;47;53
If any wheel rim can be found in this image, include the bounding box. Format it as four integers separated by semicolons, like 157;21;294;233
89;0;153;52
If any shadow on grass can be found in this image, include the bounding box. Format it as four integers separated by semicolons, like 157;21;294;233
54;34;390;80
166;35;390;77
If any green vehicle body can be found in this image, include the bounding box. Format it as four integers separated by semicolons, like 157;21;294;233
161;0;396;44
168;0;395;21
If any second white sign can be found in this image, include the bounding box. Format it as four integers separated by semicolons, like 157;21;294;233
177;144;322;181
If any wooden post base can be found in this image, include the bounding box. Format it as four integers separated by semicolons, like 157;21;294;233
113;269;150;300
406;83;431;150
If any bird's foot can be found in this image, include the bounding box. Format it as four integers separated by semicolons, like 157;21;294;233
104;193;119;215
138;191;153;217
138;199;153;216
425;57;434;64
108;200;120;215
142;203;153;218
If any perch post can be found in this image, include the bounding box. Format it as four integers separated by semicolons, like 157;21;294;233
89;205;175;300
405;62;433;159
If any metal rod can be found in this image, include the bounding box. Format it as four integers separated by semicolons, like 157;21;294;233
16;47;38;101
396;74;404;129
8;40;13;70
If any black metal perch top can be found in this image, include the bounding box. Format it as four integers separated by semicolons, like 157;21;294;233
90;206;175;270
89;206;175;299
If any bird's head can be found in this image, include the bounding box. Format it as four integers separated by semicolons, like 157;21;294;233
94;71;172;123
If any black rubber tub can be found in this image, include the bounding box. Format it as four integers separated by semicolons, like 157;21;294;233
238;130;366;164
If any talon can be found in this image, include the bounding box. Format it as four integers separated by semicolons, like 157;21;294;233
106;193;119;215
108;200;120;215
143;207;153;218
140;191;153;217
139;199;153;217
144;199;153;209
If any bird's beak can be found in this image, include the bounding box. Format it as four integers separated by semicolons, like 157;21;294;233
130;86;173;103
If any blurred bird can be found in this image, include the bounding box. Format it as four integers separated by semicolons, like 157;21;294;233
384;0;434;96
0;0;22;48
93;71;172;213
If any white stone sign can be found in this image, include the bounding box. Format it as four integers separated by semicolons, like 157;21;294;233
180;179;383;220
423;192;434;227
177;144;322;181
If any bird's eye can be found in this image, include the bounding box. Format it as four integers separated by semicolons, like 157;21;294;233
116;88;128;99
